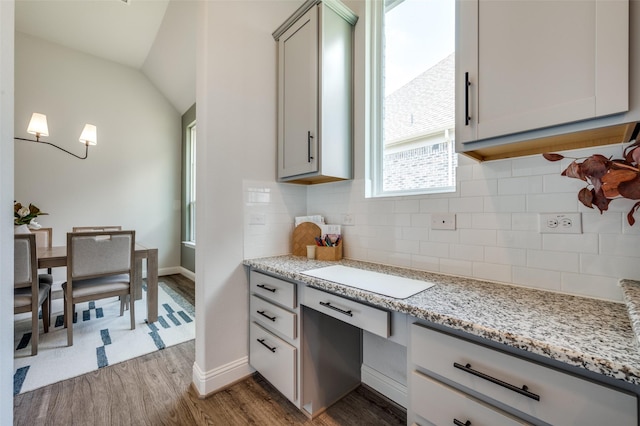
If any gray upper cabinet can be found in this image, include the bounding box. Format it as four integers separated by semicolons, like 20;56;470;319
456;0;638;161
274;0;357;184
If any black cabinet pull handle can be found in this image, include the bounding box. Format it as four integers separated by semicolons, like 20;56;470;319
257;284;276;293
307;131;314;162
319;301;353;317
464;72;471;125
257;338;276;353
257;310;276;322
453;362;540;401
453;420;471;426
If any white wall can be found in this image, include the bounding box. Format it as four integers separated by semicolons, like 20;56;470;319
14;33;182;281
0;1;15;421
193;0;299;395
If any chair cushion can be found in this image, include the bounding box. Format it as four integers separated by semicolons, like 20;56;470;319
63;274;130;299
14;283;51;309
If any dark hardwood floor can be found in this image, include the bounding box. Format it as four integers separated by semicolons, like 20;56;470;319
13;274;406;426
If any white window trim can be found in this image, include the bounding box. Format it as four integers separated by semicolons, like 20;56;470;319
186;120;196;244
366;0;456;198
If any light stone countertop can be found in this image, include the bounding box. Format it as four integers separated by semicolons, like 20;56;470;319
244;255;640;387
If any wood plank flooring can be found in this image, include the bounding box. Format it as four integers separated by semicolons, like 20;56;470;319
14;274;407;426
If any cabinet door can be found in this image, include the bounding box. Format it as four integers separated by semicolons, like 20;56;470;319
278;6;318;179
457;0;628;144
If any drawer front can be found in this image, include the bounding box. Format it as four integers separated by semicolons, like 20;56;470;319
411;370;531;426
250;270;296;309
250;294;297;340
411;324;637;425
303;286;390;338
249;321;297;403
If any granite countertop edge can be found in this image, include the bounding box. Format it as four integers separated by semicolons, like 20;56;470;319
244;255;640;387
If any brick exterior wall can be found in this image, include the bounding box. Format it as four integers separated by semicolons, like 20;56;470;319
383;141;457;192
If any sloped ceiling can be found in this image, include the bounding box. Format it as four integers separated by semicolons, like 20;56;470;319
15;0;196;114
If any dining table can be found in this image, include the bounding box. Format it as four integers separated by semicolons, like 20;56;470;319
37;243;159;323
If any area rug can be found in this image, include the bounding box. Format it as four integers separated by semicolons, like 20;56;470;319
13;281;195;395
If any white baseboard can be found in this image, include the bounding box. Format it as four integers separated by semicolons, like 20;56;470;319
159;266;181;276
179;267;195;281
361;364;407;408
192;356;254;397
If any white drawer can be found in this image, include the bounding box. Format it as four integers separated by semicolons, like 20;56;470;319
249;321;297;403
250;294;297;340
411;323;637;425
303;286;390;338
411;370;531;426
250;270;296;309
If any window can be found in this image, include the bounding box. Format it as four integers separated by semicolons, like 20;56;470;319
186;121;196;243
369;0;457;197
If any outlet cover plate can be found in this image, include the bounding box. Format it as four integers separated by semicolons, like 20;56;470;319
539;213;582;234
431;213;456;230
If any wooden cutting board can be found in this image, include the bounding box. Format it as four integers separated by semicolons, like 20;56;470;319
292;222;321;256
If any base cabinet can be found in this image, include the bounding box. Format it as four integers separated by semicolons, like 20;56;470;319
248;270;362;418
408;323;638;425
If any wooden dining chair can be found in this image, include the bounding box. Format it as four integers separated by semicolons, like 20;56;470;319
63;230;136;346
72;226;122;232
29;227;54;283
14;234;51;356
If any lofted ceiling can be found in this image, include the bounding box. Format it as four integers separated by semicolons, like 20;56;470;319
15;0;196;114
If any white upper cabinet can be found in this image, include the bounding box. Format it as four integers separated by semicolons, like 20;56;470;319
274;0;357;184
456;0;632;159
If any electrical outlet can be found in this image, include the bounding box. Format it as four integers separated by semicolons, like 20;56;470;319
539;213;582;234
342;213;355;226
431;213;456;230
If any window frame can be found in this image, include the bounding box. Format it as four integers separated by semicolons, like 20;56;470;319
367;0;457;198
186;121;196;244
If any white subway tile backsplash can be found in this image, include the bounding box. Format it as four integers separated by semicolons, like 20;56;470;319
472;160;512;179
460;179;498;197
411;255;440;273
498;176;543;195
512;266;562;291
440;258;473;277
419;198;449;213
484;246;526;266
244;148;640;302
471;213;512;230
581;211;622;234
420;241;450;258
394;199;420;213
561;273;622;301
460;229;497;246
580;254;640;280
527;249;579;273
449;196;484;213
542;233;598;254
450;244;484;262
484;195;526;213
473;262;512;283
526;193;579;212
511;213;539;231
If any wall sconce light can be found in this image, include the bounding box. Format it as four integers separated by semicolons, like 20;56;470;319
14;112;97;160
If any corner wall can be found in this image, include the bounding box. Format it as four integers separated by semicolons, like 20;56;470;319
0;0;15;420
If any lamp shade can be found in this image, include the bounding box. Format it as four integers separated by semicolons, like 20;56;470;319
27;113;49;137
79;124;97;146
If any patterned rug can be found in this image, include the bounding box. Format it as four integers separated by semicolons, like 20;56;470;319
13;281;195;395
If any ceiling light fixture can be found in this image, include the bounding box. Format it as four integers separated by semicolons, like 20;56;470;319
14;113;97;160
